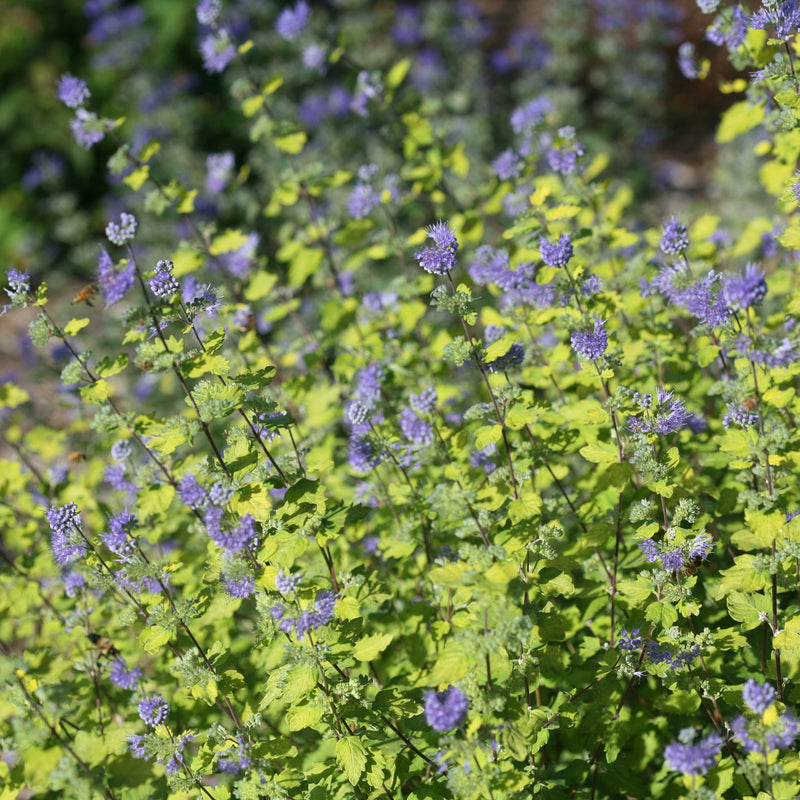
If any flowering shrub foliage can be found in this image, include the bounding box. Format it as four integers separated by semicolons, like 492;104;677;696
4;1;800;799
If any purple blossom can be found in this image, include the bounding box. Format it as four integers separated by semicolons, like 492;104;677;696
292;590;337;639
399;407;433;445
5;268;30;297
742;679;777;714
57;74;90;108
205;152;235;194
706;5;747;48
148;259;179;299
618;628;643;651
276;1;310;40
70;108;105;148
660;216;689;256
424;685;468;732
105;212;137;246
409;388;437;415
63;570;86;597
686;532;714;561
539;233;573;269
767;712;799;750
275;570;302;594
225;576;255;598
391;5;422;46
722;404;759;429
486;342;525;372
492;149;522;181
678;42;701;79
96;248;135;306
661;548;685;572
468;246;509;286
348;183;381;219
219;233;258;278
638;539;659;562
178;473;207;509
138;696;169;727
196;0;221;25
110;439;133;462
208;513;257;556
103;512;137;556
109;657;142;690
722;263;767;310
628;388;690;435
46;503;85;566
751;1;800;42
664;730;723;775
510;96;553;135
571;319;608;360
415;221;459;275
469;443;497;473
200;32;236;73
128;734;148;759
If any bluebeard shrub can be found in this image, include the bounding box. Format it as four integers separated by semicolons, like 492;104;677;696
5;2;800;799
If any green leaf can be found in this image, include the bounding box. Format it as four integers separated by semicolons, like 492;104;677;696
336;736;367;785
64;317;89;335
210;229;250;255
123;165;149;190
475;424;503;450
579;441;618;464
288;247;323;287
354;633;394;662
0;384;29;409
244;271;278;301
386;59;411;89
716;101;765;143
80;380;111;404
285;702;323;731
137;483;175;516
97;353;129;378
181;352;231;378
140;626;171;654
275;132;307;154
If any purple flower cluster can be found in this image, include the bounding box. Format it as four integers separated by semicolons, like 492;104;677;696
200;32;236;74
204;509;258;556
751;1;800;42
216;736;252;775
627;389;690;436
644;265;729;329
46;502;86;566
546;127;584;176
206;152;234;194
347;365;385;473
539;233;573;269
70;108;106;149
149;260;179;299
664;729;723;776
399;406;433;445
276;1;311;40
272;589;337;639
638;531;714;572
102;511;138;557
196;0;221;26
424;685;468;732
570;319;608;361
415;221;459;275
178;473;207;509
109;657;142;690
275;570;302;594
731;680;798;753
706;5;748;48
722;263;767;310
659;216;689;256
348;164;382;219
722;403;759;430
56;74;90;108
138;695;169;727
96;248;135;306
105;212;138;246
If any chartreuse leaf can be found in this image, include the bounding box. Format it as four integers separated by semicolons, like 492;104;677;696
354;633;393;661
64;317;89;335
285;702;323;731
336;736;367;785
0;384;29;409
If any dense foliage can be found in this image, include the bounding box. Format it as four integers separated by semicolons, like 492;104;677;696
3;1;800;799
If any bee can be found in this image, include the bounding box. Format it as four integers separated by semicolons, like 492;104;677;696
71;283;99;307
742;397;759;411
87;632;119;658
682;556;704;577
67;451;86;463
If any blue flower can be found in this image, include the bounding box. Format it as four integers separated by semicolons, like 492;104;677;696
205;152;235;194
570;318;608;360
539;233;573;269
276;1;310;40
424;685;468;732
664;729;723;775
660;216;689;256
57;74;90;108
138;695;169;727
415;221;459;275
722;263;767;310
109;657;142;690
105;212;138;246
275;570;302;594
200;32;236;73
148;259;179;299
742;679;776;714
70;108;105;149
196;0;221;26
96;248;135;306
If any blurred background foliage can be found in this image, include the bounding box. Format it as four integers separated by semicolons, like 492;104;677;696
0;0;753;283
